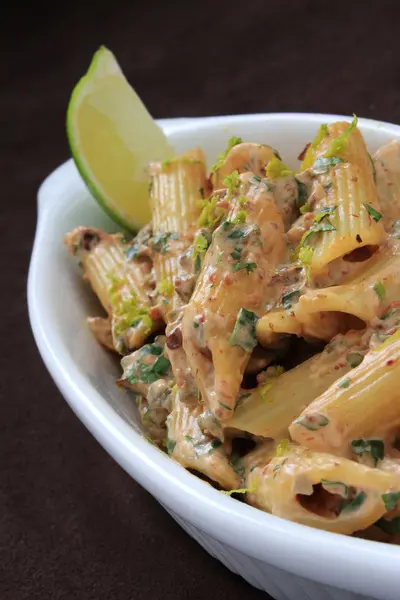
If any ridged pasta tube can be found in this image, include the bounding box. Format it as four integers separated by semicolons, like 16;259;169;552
227;330;365;438
246;443;400;535
289;333;400;455
65;226;160;353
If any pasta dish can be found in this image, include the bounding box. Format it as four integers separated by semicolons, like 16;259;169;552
65;117;400;542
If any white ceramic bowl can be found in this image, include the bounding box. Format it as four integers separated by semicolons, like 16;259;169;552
28;114;400;600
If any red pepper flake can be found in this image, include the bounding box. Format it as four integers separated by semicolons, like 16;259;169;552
297;143;310;161
223;272;233;286
351;213;359;218
149;306;162;320
209;272;217;283
387;359;397;366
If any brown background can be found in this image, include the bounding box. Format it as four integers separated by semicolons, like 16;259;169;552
2;1;400;598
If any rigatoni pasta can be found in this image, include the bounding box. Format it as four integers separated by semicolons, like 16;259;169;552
66;117;400;544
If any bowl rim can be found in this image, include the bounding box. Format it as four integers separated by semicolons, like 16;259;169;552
28;113;400;597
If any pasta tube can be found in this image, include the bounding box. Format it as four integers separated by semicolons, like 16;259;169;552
211;141;276;189
297;118;385;279
149;148;208;317
166;393;240;490
227;330;365;438
308;163;385;274
246;443;400;535
374;140;400;229
289;333;400;456
294;242;400;337
183;174;287;421
65;226;161;353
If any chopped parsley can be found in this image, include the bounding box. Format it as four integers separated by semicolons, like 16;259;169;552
296;179;308;209
198;186;205;199
232;261;257;274
346;352;364;368
376;516;400;535
235;392;251;409
294;413;329;430
193;321;199;329
127;353;171;385
125;242;140;260
382;491;400;512
363;203;383;222
373;281;386;301
230;248;242;260
211;136;243;172
228;308;259;352
194;253;201;272
312;156;344;175
218;401;232;412
351;439;384;466
338;377;351;389
281;290;300;310
151;232;177;254
265;157;293;179
301;206;337;246
341;491;366;514
165;438;176;454
227;227;245;239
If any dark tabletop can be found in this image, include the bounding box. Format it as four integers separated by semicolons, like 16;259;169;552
3;1;400;598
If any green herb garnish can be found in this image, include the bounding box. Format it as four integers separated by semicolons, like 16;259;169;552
230;248;242;260
341;491;366;514
382;491;400;512
211;137;243;172
127;354;171;385
312;156;344;175
151;232;177;254
351;439;384;466
281;290;300;310
376;516;400;535
296;179;308;209
228;308;259;352
338;377;351;389
373;281;386;301
346;353;364;368
232;261;257;274
364;203;383;222
166;438;176;454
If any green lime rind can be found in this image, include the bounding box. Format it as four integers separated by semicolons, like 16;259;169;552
66;46;173;233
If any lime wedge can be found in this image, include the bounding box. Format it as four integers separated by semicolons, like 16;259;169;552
66;46;174;231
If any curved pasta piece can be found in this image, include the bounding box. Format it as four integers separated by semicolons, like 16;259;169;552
211;142;276;189
246;443;400;535
294;243;400;337
182;176;287;420
64;226;161;353
227;330;365;438
166;394;240;490
374;140;400;229
289;333;400;456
